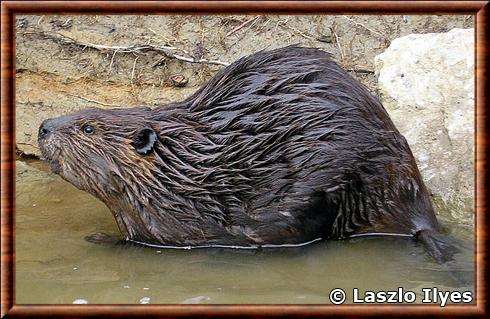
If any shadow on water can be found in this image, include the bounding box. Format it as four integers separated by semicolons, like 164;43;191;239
15;160;474;304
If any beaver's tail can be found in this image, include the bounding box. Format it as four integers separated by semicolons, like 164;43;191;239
415;229;460;264
415;229;473;286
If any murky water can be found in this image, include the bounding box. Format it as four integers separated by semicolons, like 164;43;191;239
15;160;474;304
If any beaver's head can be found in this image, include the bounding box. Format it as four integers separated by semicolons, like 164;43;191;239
37;107;159;200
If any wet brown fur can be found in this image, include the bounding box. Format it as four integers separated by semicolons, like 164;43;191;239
38;46;440;247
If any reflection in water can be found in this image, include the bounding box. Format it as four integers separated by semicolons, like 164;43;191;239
16;160;474;304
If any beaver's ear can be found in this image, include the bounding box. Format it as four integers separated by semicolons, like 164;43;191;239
133;127;157;155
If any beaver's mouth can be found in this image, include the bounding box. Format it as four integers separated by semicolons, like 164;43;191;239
47;157;62;174
38;141;63;175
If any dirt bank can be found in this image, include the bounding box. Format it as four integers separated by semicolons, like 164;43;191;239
15;14;472;155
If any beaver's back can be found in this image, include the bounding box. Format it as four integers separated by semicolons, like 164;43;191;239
149;46;438;244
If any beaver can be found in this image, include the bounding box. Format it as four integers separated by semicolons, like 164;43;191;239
38;46;454;261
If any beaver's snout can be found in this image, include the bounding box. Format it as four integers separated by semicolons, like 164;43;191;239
37;117;65;169
38;118;56;140
38;116;71;140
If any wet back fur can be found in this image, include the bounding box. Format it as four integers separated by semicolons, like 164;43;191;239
39;46;440;246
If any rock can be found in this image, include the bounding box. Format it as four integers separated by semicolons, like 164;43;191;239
15;160;55;183
374;28;474;224
181;295;211;304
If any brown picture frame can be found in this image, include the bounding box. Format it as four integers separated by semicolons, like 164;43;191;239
1;1;488;317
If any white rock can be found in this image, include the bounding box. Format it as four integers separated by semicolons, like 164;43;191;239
181;295;211;304
72;299;88;304
375;28;474;223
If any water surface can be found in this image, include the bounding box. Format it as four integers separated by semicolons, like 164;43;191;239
15;160;474;304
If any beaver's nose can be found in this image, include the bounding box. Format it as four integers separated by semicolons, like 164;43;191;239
38;119;55;139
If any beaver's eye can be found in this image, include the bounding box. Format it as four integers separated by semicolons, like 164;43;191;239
82;125;95;135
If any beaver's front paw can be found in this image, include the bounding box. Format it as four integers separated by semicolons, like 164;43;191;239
84;232;121;245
